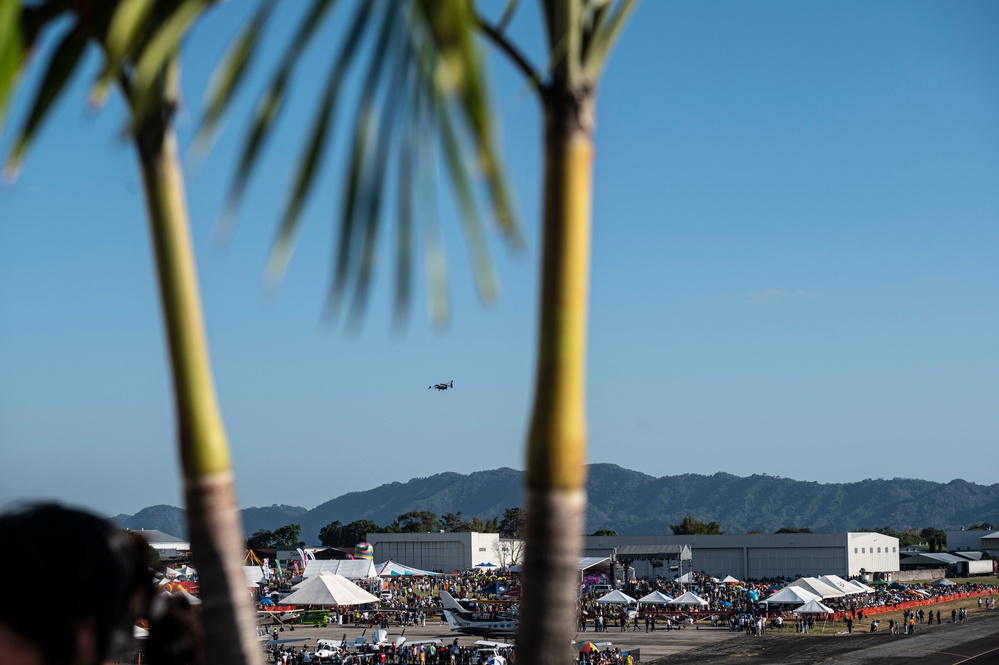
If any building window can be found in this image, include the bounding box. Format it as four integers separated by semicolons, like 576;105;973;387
893;547;896;553
478;547;486;552
861;548;865;553
854;548;858;554
877;547;881;553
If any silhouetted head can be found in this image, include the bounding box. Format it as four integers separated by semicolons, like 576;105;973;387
0;503;169;665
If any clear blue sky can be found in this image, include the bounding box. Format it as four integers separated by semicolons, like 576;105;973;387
2;1;997;517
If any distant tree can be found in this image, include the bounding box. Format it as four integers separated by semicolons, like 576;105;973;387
774;527;813;534
441;512;471;532
246;529;276;550
318;521;345;547
591;529;618;536
318;519;381;547
921;527;946;552
499;508;527;539
970;522;995;531
469;516;500;533
746;530;761;534
391;511;441;533
670;516;724;535
271;524;304;549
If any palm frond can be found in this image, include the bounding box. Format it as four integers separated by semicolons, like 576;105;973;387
582;0;637;81
216;0;341;241
218;0;520;327
194;0;278;152
0;0;24;131
4;22;88;177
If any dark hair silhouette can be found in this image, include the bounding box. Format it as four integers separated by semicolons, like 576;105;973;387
0;503;205;665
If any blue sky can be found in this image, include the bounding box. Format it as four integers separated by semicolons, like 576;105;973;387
2;1;997;517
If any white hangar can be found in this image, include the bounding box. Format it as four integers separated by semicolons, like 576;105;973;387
582;532;899;580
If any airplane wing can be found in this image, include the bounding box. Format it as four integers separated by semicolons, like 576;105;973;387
263;638;310;646
474;640;514;648
404;639;443;647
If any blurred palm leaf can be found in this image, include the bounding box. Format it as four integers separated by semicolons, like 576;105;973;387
210;0;523;328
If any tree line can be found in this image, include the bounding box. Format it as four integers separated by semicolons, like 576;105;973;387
246;508;527;550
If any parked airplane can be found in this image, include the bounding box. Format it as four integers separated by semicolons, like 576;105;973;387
440;591;517;638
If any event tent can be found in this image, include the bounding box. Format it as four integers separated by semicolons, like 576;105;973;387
596;590;637;604
668;591;708;606
845;579;876;594
765;586;820;605
794;599;835;615
674;572;697;584
375;560;441;577
931;578;956;586
243;565;266;587
818;575;861;594
303;559;378;579
637;591;674;605
279;573;379;606
787;577;846;599
720;575;742;584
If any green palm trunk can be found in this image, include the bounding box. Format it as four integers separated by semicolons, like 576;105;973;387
136;109;264;665
518;86;595;665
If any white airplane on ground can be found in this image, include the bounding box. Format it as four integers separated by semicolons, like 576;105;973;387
440;591;517;638
471;640;514;665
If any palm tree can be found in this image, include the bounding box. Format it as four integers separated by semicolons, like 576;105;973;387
1;3;263;664
209;2;635;663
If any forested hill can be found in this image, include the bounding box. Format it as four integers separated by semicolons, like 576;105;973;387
112;464;999;543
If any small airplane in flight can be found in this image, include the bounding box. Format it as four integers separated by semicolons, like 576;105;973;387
429;381;454;391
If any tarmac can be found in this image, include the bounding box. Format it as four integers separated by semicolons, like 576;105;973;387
270;611;999;664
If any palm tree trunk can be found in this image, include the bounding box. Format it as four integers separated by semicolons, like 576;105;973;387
517;86;594;665
137;120;263;665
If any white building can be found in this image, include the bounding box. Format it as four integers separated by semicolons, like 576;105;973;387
582;532;899;580
365;532;503;572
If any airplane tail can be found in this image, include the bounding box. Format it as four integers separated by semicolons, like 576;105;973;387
441;608;462;631
440;590;464;611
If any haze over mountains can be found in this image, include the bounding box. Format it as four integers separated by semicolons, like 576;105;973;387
112;464;999;542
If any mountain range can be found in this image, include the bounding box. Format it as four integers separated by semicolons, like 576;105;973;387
111;464;999;543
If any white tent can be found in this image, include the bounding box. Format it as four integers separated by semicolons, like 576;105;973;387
668;591;708;607
846;579;876;593
931;578;956;586
303;559;378;579
596;590;637;604
279;572;379;606
637;591;674;604
674;572;697;584
787;577;846;599
793;599;835;614
173;565;197;578
375;560;441;577
243;565;266;588
765;586;820;605
719;575;742;584
818;575;861;595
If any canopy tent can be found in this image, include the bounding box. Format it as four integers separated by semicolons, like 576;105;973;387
931;578;956;586
787;577;846;599
668;591;708;607
303;559;378;579
845;579;876;594
596;590;637;605
818;575;862;595
279;572;379;606
765;586;820;605
720;575;742;584
510;556;610;574
172;565;197;578
793;599;835;614
674;572;697;584
637;591;674;605
375;560;441;577
243;565;266;588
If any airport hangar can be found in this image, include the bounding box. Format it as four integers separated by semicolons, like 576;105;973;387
582;533;900;580
364;531;899;580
